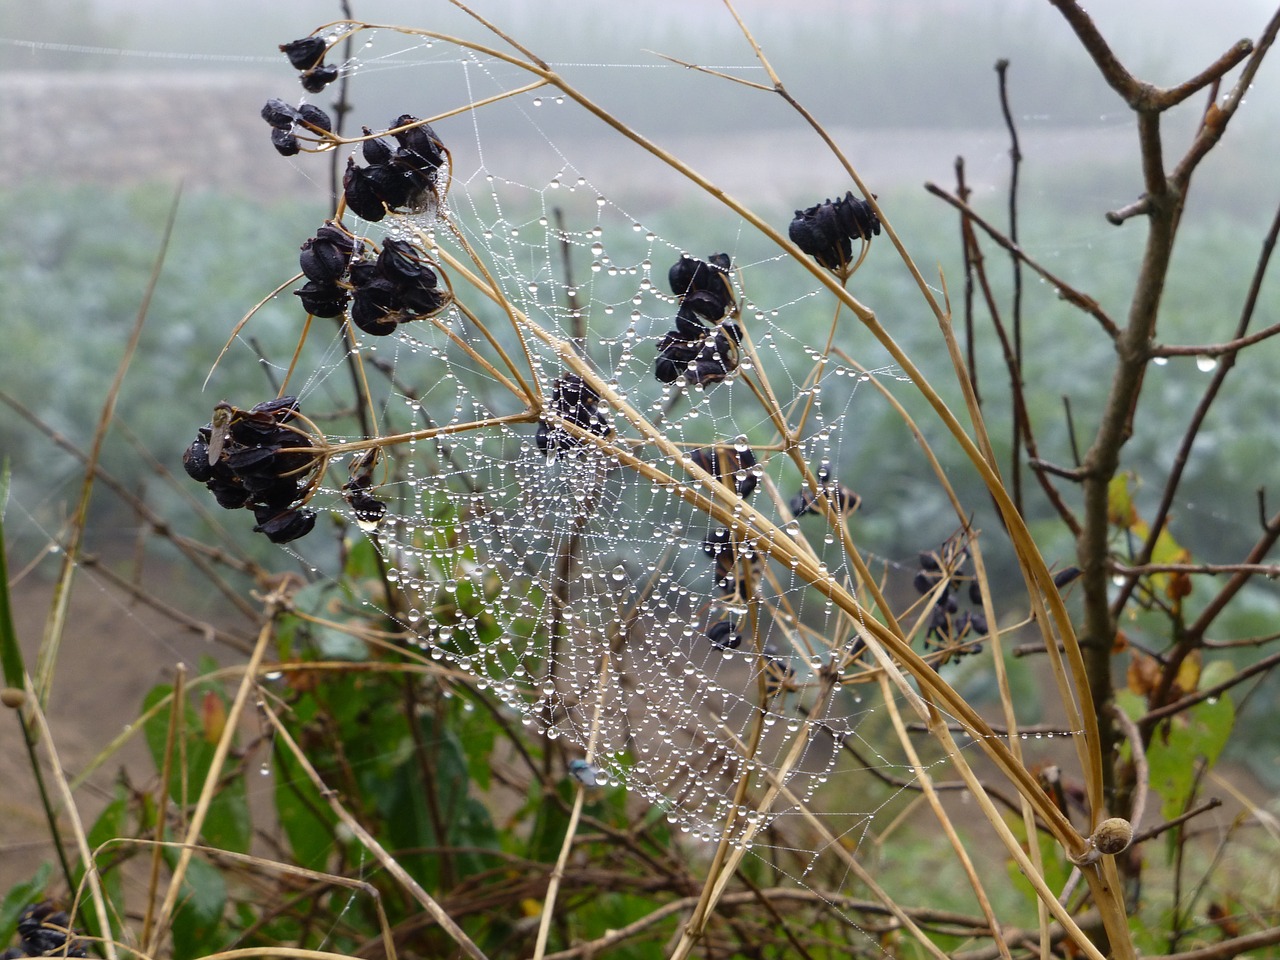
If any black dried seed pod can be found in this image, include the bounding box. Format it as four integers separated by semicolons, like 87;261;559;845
261;98;301;129
299;231;352;283
250;395;302;418
702;527;734;561
182;438;213;482
918;550;941;572
362;128;394;165
706;619;742;650
390;115;445;169
345;489;387;526
790;471;860;517
669;253;731;300
678;289;730;324
223;445;281;474
351;278;402;336
17;902;87;959
280;37;327;71
300;63;339;93
654;354;683;384
253;506;317;544
343;159;386;221
365;163;418;209
834;191;881;241
1053;566;1082;589
208;477;252;510
913;569;942;595
348;258;378;288
690;446;757;498
789;200;851;270
378;239;431;285
271;128;300;157
294;280;349;317
536;375;611;452
399;284;448;316
296;103;333;132
968;580;983;606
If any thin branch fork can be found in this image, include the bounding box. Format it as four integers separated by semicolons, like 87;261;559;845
925;183;1120;339
1140;646;1280;727
1047;0;1252;113
1151;319;1280;357
1112;561;1280;577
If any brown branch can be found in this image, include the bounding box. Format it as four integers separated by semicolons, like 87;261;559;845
1046;0;1146;106
1115;561;1280;577
1186;509;1280;639
1161;925;1280;960
1140;647;1280;727
1110;196;1280;619
1131;798;1222;846
1152;319;1280;357
1106;196;1152;226
925;183;1120;338
996;58;1026;515
1170;9;1280;190
1029;458;1088;482
1154;40;1254;110
78;556;256;655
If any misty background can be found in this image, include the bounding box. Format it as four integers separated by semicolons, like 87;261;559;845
2;0;1280;787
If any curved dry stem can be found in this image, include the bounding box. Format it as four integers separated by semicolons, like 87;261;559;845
878;673;1012;960
258;699;491;960
21;677;119;960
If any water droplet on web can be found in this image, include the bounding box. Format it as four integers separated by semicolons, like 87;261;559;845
590;242;604;256
611;564;626;582
532;96;543;106
549;177;560;189
733;433;749;452
596;195;606;206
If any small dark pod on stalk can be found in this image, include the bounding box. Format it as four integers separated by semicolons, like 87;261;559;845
301;63;340;93
294;280;349;318
261;98;301;129
253;505;317;544
296;103;333;132
343;158;387;221
279;37;327;71
271;128;301;157
351;278;402;336
362;128;395;165
390;114;446;169
706;619;742;650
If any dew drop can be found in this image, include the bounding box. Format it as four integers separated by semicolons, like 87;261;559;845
1195;354;1218;372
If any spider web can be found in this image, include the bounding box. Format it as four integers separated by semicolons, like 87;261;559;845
260;21;969;898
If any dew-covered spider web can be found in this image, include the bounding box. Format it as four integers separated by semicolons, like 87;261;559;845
216;19;999;894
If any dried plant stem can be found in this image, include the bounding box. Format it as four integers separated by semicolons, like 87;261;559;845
879;674;1012;960
21;677;119;960
141;664;184;950
147;590;282;956
531;651;613;960
670;674;845;960
259;702;491;960
36;186;181;707
970;540;1054;957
